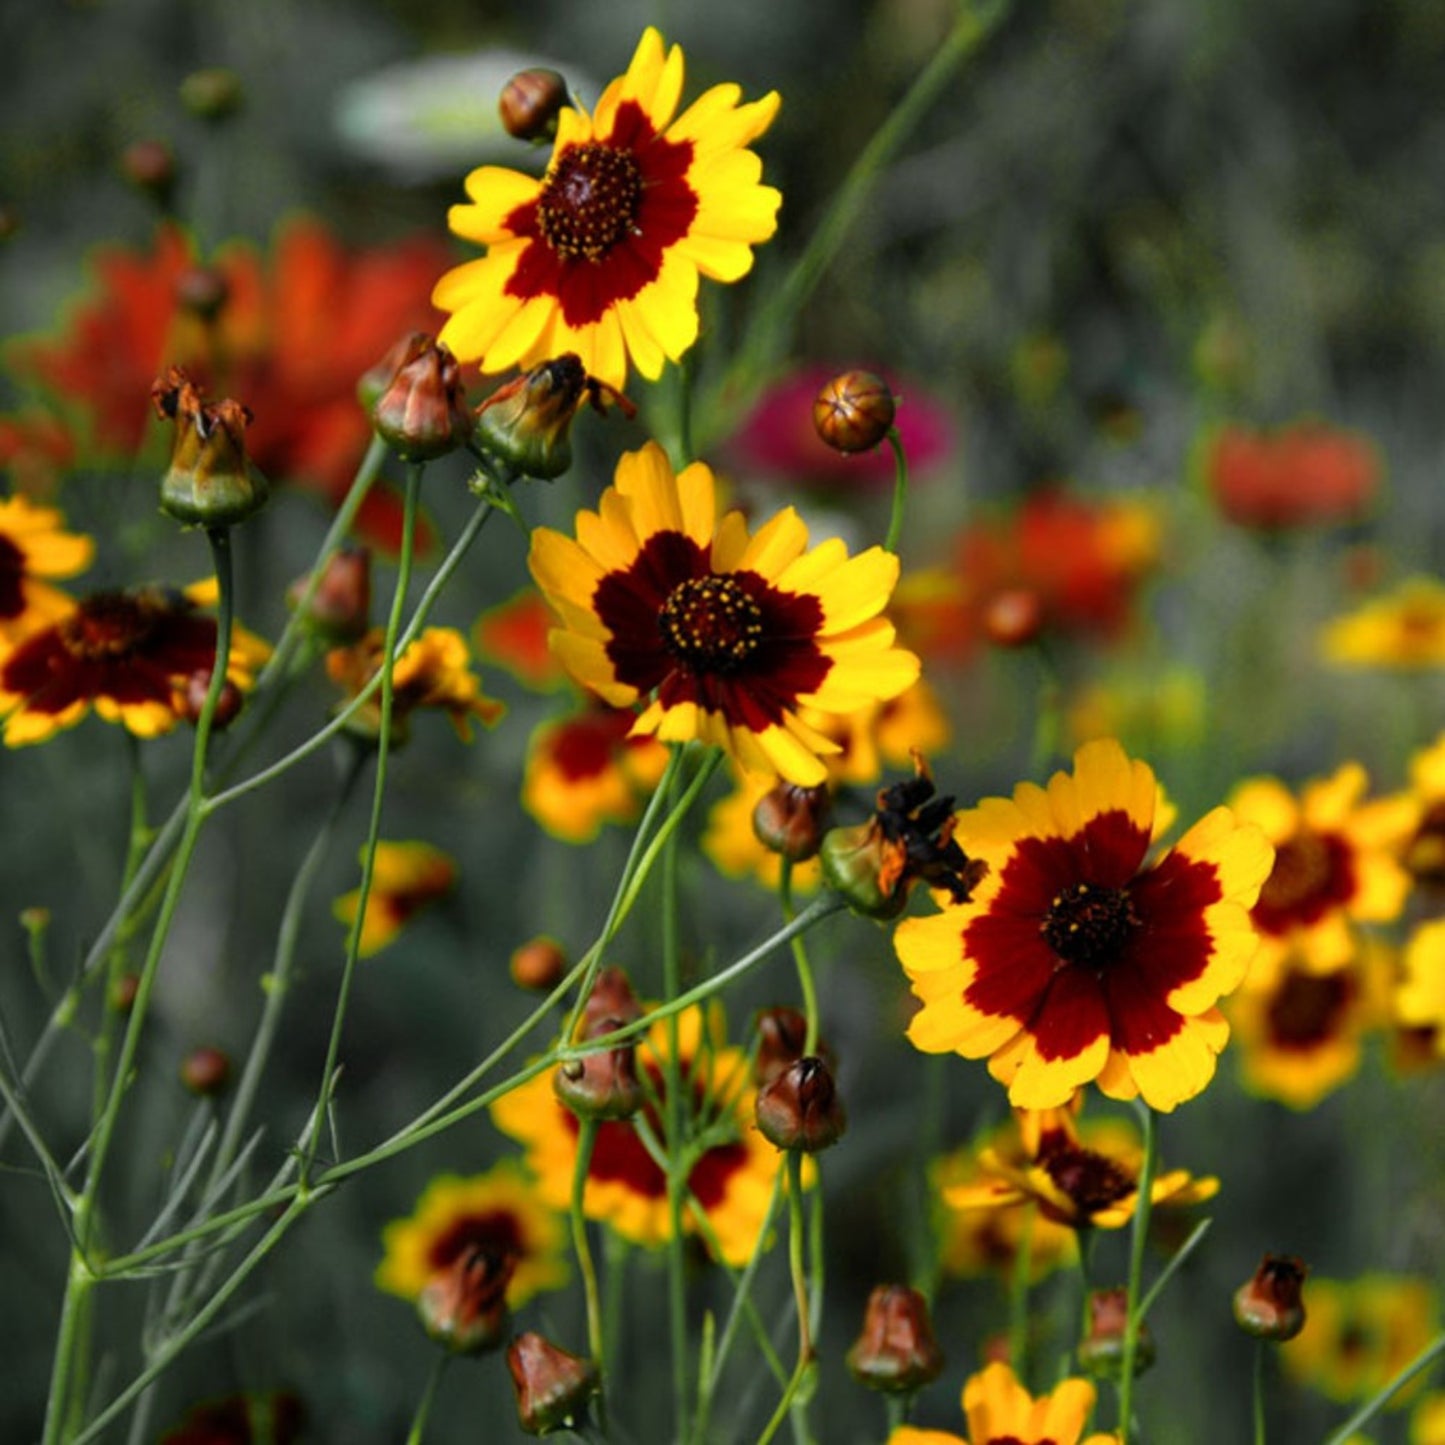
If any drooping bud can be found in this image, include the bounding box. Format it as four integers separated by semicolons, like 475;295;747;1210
180;1045;232;1097
1233;1255;1308;1342
179;668;244;730
753;1007;810;1088
287;545;372;644
152;367;268;527
416;1246;514;1355
813;370;896;455
119;139;177;207
755;1056;846;1152
370;334;471;462
499;68;569;144
511;936;568;992
982;587;1044;649
179;67;245;122
507;1331;600;1436
752;782;831;863
1077;1287;1155;1380
845;1285;944;1394
579;966;644;1035
555;1014;644;1121
175;265;230;324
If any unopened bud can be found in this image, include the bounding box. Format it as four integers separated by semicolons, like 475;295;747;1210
119;139;176;206
287;545;372;644
181;1045;232;1097
152;367;268;527
555;1014;644;1121
180;68;245;122
752;782;830;862
1233;1255;1307;1342
755;1056;846;1152
175;265;230;323
753;1007;810;1088
819;819;907;920
371;334;471;462
180;669;244;730
983;587;1044;649
1077;1287;1154;1381
580;966;643;1034
417;1246;514;1354
813;370;896;455
111;972;140;1015
358;332;422;412
845;1285;944;1394
507;1331;600;1435
511;936;568;992
499;68;569;144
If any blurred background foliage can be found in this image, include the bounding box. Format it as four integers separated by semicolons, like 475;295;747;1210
3;0;1445;1440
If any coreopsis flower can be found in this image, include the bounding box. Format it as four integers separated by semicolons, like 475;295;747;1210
159;1392;304;1445
0;495;93;647
434;27;781;391
326;625;505;744
1376;730;1445;887
896;739;1274;1111
1414;1393;1445;1444
887;1361;1118;1445
332;840;456;957
491;1005;786;1265
1283;1275;1438;1406
1322;577;1445;669
375;1160;568;1310
0;583;269;746
944;1106;1217;1231
473;586;566;691
1202;420;1380;530
521;695;670;843
1224;941;1390;1109
1395;921;1445;1059
5;219;449;551
1227;765;1411;980
528;441;919;785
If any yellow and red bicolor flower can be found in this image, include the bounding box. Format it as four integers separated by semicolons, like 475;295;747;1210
896;738;1274;1112
528;442;919;786
434;27;781;391
1321;576;1445;669
332;840;456;958
0;496;93;648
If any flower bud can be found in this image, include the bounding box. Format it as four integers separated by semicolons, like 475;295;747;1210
179;67;244;122
1233;1255;1307;1342
371;334;471;462
287;545;372;644
753;1006;810;1088
983;587;1044;649
110;972;140;1015
580;966;644;1034
473;355;592;481
752;782;831;862
511;936;568;992
755;1056;846;1152
358;332;422;412
416;1246;514;1355
175;265;230;323
119;139;176;207
180;1045;232;1097
813;370;896;455
1077;1287;1154;1381
152;367;268;528
845;1285;944;1394
499;68;569;144
179;668;244;730
507;1331;600;1436
555;1015;644;1121
819;820;908;920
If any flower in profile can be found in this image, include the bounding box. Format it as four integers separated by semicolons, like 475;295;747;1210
1395;921;1445;1060
326;625;505;744
333;840;456;957
434;27;781;391
0;583;269;746
521;694;670;843
1282;1275;1438;1406
1322;577;1445;669
376;1159;568;1310
887;1361;1117;1445
896;738;1274;1111
528;442;919;785
943;1105;1217;1231
491;1005;785;1265
0;495;93;647
159;1392;304;1445
1227;765;1411;980
1201;420;1380;530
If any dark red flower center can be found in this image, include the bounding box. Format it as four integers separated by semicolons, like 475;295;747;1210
1406;803;1445;884
58;591;160;659
1253;829;1354;932
537;144;643;262
1037;1133;1135;1214
658;575;764;673
1041;882;1140;968
0;534;24;620
426;1209;525;1274
1265;969;1355;1049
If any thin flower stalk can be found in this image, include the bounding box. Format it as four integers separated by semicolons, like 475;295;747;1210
570;1118;608;1415
1116;1103;1159;1442
778;860;820;1056
756;1150;815;1445
883;430;909;556
405;1355;450;1445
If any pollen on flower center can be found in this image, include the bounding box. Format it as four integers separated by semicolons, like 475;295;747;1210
1038;1136;1135;1212
1041;881;1139;968
537;144;643;262
658;575;764;673
58;591;160;660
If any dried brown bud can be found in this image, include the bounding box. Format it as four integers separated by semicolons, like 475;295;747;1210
119;139;176;206
370;334;471;462
983;587;1044;649
507;1331;600;1435
511;936;568;992
175;265;230;323
752;782;831;862
813;370;896;455
416;1245;514;1355
179;68;244;122
753;1007;810;1088
1077;1287;1155;1380
755;1056;846;1152
845;1285;944;1394
179;669;244;730
180;1045;232;1097
555;1014;644;1121
152;366;268;527
287;545;372;644
1233;1254;1307;1342
499;68;569;144
580;966;644;1034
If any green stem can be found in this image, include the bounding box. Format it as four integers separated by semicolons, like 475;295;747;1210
662;784;691;1444
571;1119;607;1397
404;1353;450;1445
882;430;909;555
301;462;423;1184
1007;1205;1036;1373
1136;1217;1211;1322
1116;1104;1158;1443
777;862;819;1056
756;1152;813;1445
1252;1341;1266;1445
1319;1330;1445;1445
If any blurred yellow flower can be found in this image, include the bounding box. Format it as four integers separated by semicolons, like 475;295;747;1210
333;840;456;957
1322;577;1445;668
